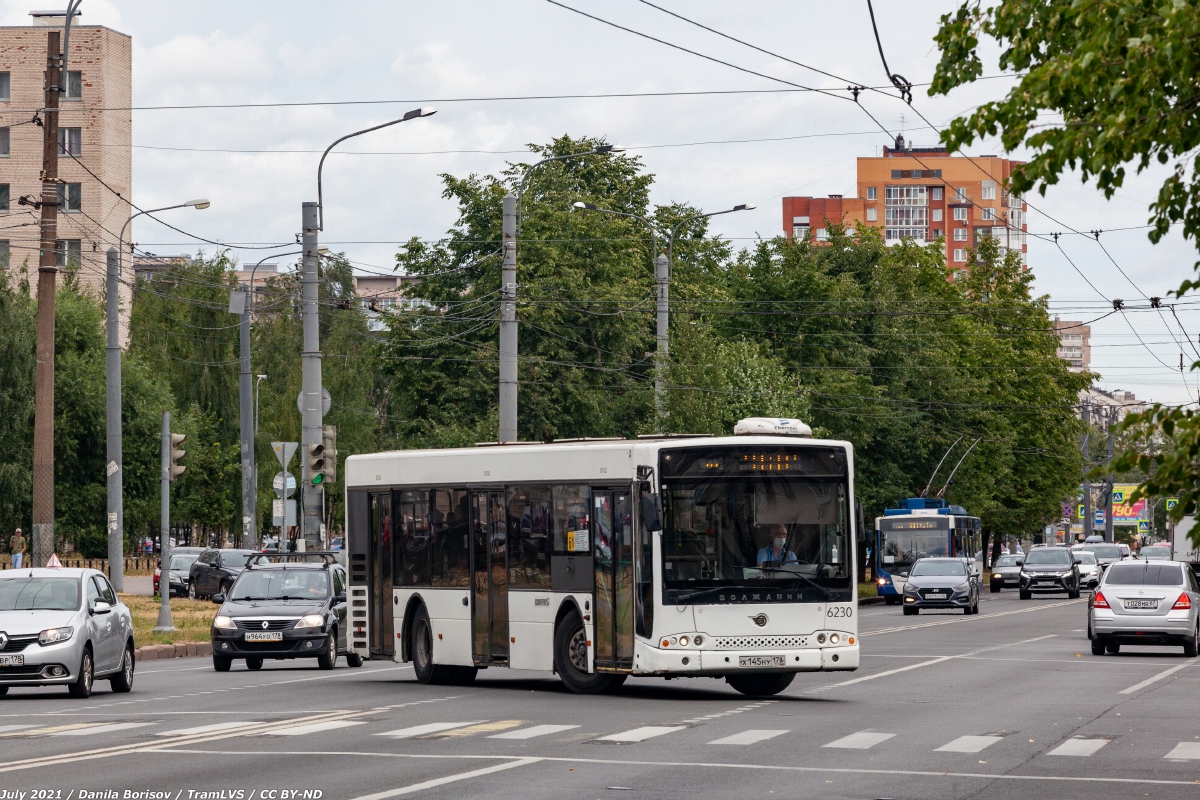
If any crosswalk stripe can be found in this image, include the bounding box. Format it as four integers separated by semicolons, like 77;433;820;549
823;731;896;750
935;735;1003;753
50;723;156;737
375;722;485;739
0;725;37;735
1049;737;1110;757
2;723;108;737
597;726;686;743
258;720;366;737
489;724;580;740
1164;742;1200;760
708;729;790;746
156;721;265;737
429;721;523;738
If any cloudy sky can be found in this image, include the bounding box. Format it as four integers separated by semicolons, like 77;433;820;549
7;0;1198;407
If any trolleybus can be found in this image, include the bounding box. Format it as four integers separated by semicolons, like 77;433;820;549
874;497;982;604
344;417;862;695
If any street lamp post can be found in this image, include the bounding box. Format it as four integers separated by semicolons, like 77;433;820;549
499;144;624;442
107;199;208;591
305;108;434;544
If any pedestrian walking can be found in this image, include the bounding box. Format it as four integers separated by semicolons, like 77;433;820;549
9;527;26;569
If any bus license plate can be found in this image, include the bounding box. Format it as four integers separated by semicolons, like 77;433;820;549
0;655;23;667
739;656;785;668
1124;599;1158;610
245;632;282;642
925;593;947;600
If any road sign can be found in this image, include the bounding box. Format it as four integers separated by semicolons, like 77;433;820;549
272;498;297;527
1095;510;1105;524
272;471;297;498
1138;520;1150;532
1167;498;1180;511
272;441;298;471
1076;504;1085;518
296;388;332;417
1113;489;1126;503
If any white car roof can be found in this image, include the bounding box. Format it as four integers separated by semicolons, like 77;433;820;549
0;568;90;579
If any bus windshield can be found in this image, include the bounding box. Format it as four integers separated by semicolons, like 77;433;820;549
661;472;851;605
881;528;949;570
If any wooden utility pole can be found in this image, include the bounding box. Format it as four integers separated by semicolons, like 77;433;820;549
31;30;61;566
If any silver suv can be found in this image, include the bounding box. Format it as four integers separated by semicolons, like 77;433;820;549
0;569;135;698
1089;561;1200;656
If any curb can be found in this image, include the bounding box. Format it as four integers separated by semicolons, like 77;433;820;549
136;641;211;661
858;596;884;606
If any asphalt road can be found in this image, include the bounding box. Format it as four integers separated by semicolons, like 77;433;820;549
2;591;1199;800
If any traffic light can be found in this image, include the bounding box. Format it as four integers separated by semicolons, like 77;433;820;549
308;441;326;485
169;432;187;481
321;425;337;485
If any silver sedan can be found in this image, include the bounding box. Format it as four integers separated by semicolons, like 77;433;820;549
1088;561;1200;656
0;568;136;698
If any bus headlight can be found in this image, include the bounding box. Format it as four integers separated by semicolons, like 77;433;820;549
829;633;840;645
679;636;689;646
692;635;703;646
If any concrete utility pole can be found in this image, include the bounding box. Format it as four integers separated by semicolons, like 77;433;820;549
238;286;256;551
300;202;322;547
153;411;176;633
1105;407;1115;543
654;252;669;422
30;30;62;567
105;248;123;590
499;193;518;443
1082;402;1092;540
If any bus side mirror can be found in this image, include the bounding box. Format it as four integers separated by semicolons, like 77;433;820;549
641;493;662;533
855;500;866;545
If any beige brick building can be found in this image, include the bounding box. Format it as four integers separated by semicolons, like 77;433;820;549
0;12;131;333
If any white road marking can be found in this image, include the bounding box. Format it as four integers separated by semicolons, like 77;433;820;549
0;725;36;734
257;720;366;736
489;725;579;740
156;721;264;736
49;723;156;736
1118;658;1198;695
861;599;1081;637
935;735;1002;753
347;758;541;800
1164;742;1200;760
1049;738;1109;757
708;729;790;746
822;731;896;750
376;722;485;739
597;726;686;743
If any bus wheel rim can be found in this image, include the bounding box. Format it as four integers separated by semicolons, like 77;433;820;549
568;626;588;673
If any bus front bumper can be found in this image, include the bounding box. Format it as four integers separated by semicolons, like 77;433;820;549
634;643;859;675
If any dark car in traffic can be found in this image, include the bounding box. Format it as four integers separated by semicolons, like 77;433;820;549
1073;543;1122;574
208;553;363;671
188;549;255;600
154;546;205;597
902;557;981;615
989;554;1024;593
1019;547;1081;599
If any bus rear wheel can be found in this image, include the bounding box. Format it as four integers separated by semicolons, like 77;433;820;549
555;610;614;694
726;673;795;697
410;605;477;686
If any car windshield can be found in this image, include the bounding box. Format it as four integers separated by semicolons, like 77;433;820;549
1140;547;1171;560
1079;544;1121;559
229;569;329;600
0;576;81;610
910;560;966;577
1104;563;1184;586
170;554;198;571
1024;550;1071;566
220;552;251;568
994;556;1021;567
1076;552;1098;565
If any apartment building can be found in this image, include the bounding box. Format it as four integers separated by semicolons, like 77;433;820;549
355;274;425;332
1053;317;1091;372
0;11;132;322
783;135;1029;269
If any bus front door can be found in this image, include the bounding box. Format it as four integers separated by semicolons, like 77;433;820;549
593;489;634;670
471;491;509;664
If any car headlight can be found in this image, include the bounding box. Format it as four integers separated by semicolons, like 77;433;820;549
295;614;325;629
954;582;970;593
39;626;73;645
212;615;236;630
904;583;919;593
1020;570;1029;578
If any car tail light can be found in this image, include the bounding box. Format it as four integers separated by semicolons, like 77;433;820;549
1093;591;1110;609
1173;593;1192;610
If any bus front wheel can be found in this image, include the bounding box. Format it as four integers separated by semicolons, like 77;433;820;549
726;673;795;697
410;605;477;686
555;610;614;694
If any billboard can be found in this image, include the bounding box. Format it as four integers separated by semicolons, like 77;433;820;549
1111;484;1148;524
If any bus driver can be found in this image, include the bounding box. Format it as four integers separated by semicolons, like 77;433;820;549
757;524;799;567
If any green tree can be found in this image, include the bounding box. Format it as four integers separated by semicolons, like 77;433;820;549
0;272;36;535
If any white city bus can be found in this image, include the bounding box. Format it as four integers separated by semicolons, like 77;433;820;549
343;418;862;696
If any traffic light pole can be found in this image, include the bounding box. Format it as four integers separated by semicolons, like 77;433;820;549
153;410;176;633
105;247;124;591
300;201;323;548
238;285;257;551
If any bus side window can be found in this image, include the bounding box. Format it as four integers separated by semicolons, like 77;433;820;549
552;485;590;554
507;485;552;589
397;490;431;586
431;488;470;587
